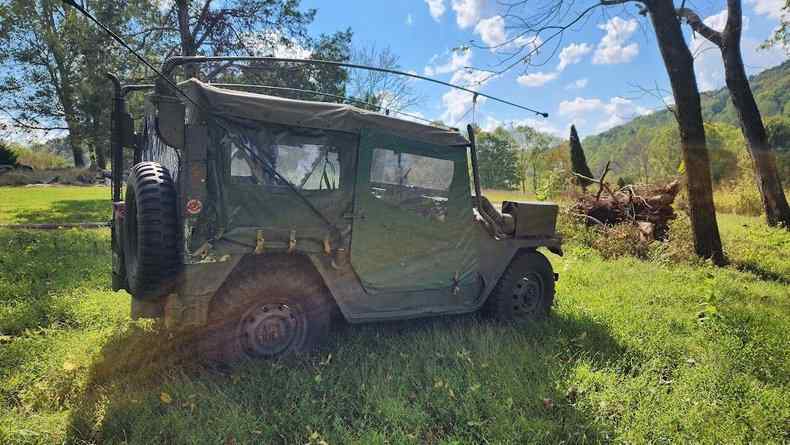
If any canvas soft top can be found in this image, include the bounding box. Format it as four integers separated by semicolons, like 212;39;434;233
179;79;470;147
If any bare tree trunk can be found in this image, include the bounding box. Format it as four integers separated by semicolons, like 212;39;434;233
679;0;790;228
63;108;85;168
176;0;198;79
723;46;790;226
92;118;107;170
648;0;725;264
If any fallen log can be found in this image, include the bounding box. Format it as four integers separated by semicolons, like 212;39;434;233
571;179;681;240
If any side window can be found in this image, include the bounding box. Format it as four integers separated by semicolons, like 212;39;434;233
226;130;341;191
369;148;454;221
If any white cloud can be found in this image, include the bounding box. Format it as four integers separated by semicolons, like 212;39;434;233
425;0;446;21
475;16;507;48
746;0;787;19
450;68;491;86
406;13;414;26
440;89;488;124
440;65;493;124
559;96;650;132
565;78;589;90
593;17;640;64
451;0;484;29
242;31;311;59
557;43;592;71
482;116;502;132
481;116;561;136
514;118;563;136
424;50;472;76
516;71;558;87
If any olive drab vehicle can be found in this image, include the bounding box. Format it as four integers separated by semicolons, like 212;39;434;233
108;57;562;362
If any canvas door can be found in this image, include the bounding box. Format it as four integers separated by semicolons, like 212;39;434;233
350;130;479;296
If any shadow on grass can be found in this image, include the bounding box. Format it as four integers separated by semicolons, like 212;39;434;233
731;260;790;285
67;310;631;443
11;199;110;224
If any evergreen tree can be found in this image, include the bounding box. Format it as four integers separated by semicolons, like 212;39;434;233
569;125;594;191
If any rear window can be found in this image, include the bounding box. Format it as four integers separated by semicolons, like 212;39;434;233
222;123;353;192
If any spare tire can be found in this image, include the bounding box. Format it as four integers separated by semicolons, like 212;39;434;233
123;162;179;300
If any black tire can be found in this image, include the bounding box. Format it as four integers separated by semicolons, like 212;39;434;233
483;250;555;320
200;256;333;363
123;162;179;300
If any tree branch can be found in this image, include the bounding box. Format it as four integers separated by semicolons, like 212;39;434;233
677;8;724;47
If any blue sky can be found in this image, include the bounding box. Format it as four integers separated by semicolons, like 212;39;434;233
302;0;789;138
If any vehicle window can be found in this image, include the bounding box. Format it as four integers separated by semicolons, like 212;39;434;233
369;148;454;221
227;131;341;191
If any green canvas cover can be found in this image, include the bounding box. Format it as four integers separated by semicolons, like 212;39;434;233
205;116;356;255
177;81;480;296
181;79;469;147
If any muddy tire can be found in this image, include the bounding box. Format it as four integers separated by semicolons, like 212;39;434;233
123;162;179;300
483;250;555;321
201;256;333;363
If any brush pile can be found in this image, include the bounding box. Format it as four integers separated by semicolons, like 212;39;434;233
572;168;681;241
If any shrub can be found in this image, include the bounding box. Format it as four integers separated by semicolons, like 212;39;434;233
0;142;18;166
559;205;699;263
715;182;763;216
0;168;97;186
11;146;68;170
647;213;699;264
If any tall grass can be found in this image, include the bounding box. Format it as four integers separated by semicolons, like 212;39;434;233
0;187;788;444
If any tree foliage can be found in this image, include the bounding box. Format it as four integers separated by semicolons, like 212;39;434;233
568;125;593;190
475;127;522;189
0;141;18;166
0;0;352;168
762;0;790;54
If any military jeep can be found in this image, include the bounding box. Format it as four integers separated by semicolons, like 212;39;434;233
108;58;562;361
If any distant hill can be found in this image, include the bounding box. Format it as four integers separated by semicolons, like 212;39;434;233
581;59;790;174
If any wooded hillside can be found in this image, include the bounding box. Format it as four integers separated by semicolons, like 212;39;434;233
582;60;790;177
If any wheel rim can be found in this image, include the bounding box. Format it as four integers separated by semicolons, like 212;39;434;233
511;272;544;317
238;303;307;357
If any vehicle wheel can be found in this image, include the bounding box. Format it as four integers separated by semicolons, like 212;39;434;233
123;162;179;300
483;250;555;321
202;257;333;362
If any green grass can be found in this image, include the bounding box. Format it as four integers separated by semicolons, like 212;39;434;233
0;186;111;224
0;187;788;444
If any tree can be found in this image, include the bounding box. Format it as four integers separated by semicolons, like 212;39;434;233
509;125;557;193
475;127;522;189
0;0;162;168
0;1;88;166
568;125;594;191
478;0;725;264
679;0;790;227
765;115;790;181
347;44;422;112
0;142;18;166
166;0;318;78
761;0;789;53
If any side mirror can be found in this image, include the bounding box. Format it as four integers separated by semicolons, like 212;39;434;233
155;95;185;149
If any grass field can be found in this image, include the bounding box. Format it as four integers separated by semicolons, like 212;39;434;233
0;186;788;444
0;186;111;224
